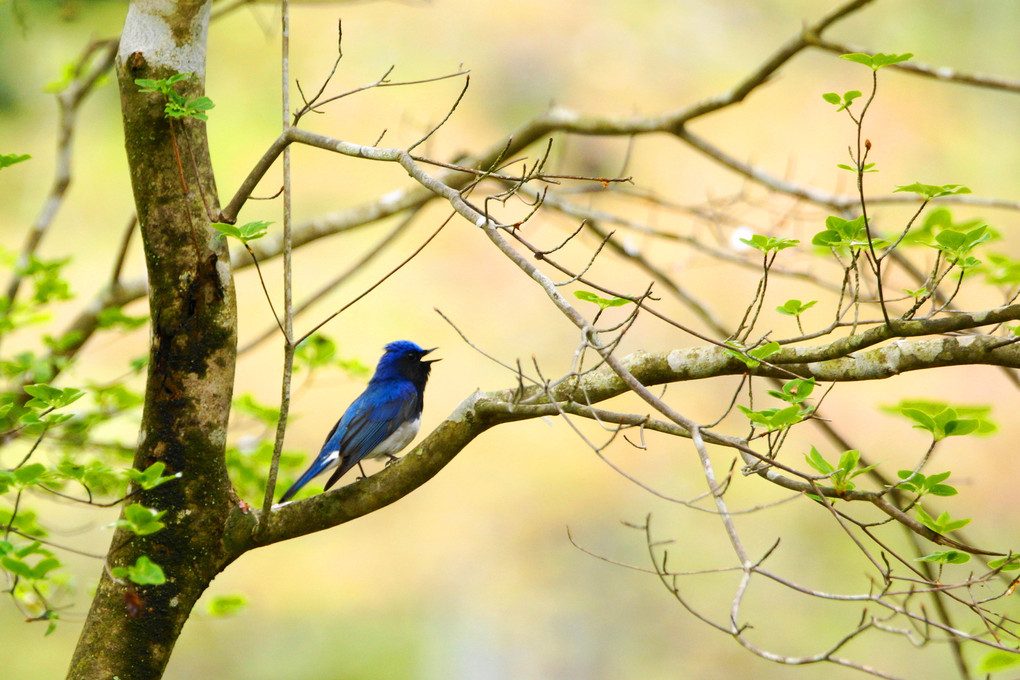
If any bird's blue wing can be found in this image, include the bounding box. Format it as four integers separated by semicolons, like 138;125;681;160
325;380;419;486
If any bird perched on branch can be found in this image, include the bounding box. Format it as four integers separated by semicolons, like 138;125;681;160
279;340;439;503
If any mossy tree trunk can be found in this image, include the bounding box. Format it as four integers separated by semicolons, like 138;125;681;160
66;2;239;677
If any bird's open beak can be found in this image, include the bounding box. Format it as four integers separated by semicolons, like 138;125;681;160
423;347;441;363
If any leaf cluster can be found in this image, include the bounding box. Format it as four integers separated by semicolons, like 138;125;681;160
134;73;215;121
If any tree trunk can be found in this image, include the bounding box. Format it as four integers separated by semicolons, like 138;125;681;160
66;2;238;678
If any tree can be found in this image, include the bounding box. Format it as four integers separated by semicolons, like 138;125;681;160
2;0;1020;678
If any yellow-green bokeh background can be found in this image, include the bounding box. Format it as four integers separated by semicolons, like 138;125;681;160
1;1;1019;678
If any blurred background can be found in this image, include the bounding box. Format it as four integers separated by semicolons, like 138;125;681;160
1;0;1019;678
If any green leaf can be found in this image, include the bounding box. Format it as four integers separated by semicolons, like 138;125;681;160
206;594;248;617
812;215;885;250
916;550;970;565
738;404;805;432
23;383;84;410
837;449;860;473
805;446;835;475
2;554;35;579
939;513;971;532
840;52;913;70
0;153;31;170
211;223;241;240
767;377;815;404
914;506;938;532
915;505;970;534
931;225;992;264
97;307;148;331
823;89;863;112
0;542;60;581
29;556;62;579
894;181;972;201
111;556;166;586
233;393;281;426
135;73;214;121
213;220;269;244
57;460;120;495
113;504;166;536
725;341;781;369
871;52;914;68
739;233;799;254
14;463;49;487
886;400;996;441
840;53;875;67
188;96;215;112
776;299;817;316
573;290;634;310
294;334;337;370
988;555;1020;572
978;650;1020;673
125;462;181;491
748;341;781;361
984;253;1020;286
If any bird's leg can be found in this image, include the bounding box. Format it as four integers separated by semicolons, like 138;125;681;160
382;453;401;467
356;462;366;479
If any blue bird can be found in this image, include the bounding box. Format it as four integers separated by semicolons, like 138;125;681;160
279;340;438;503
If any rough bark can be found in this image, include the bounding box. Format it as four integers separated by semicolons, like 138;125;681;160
66;2;238;678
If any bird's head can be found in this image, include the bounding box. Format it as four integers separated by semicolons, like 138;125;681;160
375;340;439;385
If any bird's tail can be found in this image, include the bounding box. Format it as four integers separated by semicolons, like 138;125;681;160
279;464;323;503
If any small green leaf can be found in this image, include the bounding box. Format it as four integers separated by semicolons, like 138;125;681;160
871;52;914;68
2;554;35;579
211;223;241;240
206;594;248;617
805;446;835;475
840;52;913;70
0;153;31;170
725;341;781;369
238;220;270;243
840;53;875;68
894;181;972;201
188;96;215;112
125;462;181;491
739;234;799;254
233;393;282;425
915;506;938;532
988;555;1020;572
111;556;166;586
978;650;1020;673
776;299;817;316
23;383;84;410
837;449;860;474
738;404;806;432
97;307;148;331
29;556;62;579
766;377;815;404
940;513;971;532
113;504;166;536
748;341;781;361
14;463;49;487
822;92;841;105
573;290;634;310
916;550;970;565
915;506;970;534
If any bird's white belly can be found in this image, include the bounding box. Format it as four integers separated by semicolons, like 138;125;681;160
367;417;421;459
